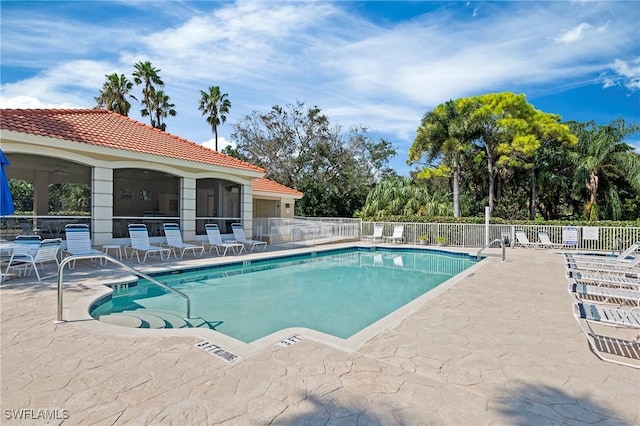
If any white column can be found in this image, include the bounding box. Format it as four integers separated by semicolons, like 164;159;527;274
92;167;113;246
181;177;196;241
34;170;49;216
242;183;253;238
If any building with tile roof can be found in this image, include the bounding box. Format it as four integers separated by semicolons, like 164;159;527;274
0;109;303;244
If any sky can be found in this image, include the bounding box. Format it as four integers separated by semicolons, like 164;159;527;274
1;0;639;175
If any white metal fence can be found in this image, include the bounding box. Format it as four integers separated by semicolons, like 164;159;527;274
253;217;639;252
253;217;361;245
361;221;640;252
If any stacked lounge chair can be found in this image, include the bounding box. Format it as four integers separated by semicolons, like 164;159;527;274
565;245;640;369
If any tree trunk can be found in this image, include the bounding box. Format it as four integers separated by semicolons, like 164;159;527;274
529;168;536;220
214;127;219;151
588;172;598;205
585;172;599;220
453;164;460;218
486;153;495;212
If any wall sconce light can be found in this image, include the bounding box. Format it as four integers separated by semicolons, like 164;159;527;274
285;203;291;214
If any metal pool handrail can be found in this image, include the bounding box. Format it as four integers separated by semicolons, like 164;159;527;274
476;238;506;262
55;254;191;323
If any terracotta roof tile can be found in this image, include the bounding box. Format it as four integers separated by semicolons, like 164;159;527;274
252;177;304;197
0;109;265;173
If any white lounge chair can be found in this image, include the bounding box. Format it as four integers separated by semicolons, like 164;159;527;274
575;302;640;329
363;223;384;243
514;230;541;248
570;281;640;306
566;241;640;263
384;225;404;244
231;223;267;252
537;231;565;249
4;238;61;281
567;270;639;288
203;224;244;256
65;224;105;269
162;223;204;259
572;302;640;369
566;255;640;273
127;224;172;263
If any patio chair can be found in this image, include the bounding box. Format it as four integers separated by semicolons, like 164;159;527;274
513;230;541;248
203;224;244;256
19;219;51;237
162;223;204;259
231;223;267;252
1;235;40;281
4;238;61;281
64;224;105;269
362;223;384;244
127;224;171;263
384;224;404;244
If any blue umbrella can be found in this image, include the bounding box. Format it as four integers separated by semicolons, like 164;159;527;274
0;149;15;216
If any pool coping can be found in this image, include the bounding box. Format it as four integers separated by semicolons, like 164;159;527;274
65;243;490;359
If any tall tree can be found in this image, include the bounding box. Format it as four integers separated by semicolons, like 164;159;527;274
232;102;396;216
459;92;559;213
149;90;176;131
199;86;231;151
95;73;136;116
409;99;479;217
569;119;640;220
132;61;164;126
496;108;577;219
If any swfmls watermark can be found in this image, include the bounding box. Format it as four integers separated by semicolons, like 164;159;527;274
4;408;70;420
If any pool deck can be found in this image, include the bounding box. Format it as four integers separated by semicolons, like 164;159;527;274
1;243;638;425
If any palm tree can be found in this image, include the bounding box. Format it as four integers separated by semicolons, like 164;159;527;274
132;61;164;126
356;176;451;219
149;90;177;131
95;73;136;116
409;99;478;217
198;86;231;151
570;119;640;220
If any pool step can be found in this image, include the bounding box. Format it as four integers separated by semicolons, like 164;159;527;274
99;313;144;328
97;309;208;329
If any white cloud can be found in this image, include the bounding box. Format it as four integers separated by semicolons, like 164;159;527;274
201;136;234;152
554;23;592;44
1;0;638;176
611;58;640;90
0;60;120;108
600;57;640;91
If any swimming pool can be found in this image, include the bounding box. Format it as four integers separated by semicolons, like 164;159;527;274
91;247;479;343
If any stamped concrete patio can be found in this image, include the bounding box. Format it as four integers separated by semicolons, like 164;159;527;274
1;244;638;425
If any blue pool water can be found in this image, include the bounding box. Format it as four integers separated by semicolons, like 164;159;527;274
91;248;479;342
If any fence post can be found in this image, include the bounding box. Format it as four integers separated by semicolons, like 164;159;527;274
485;206;491;246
